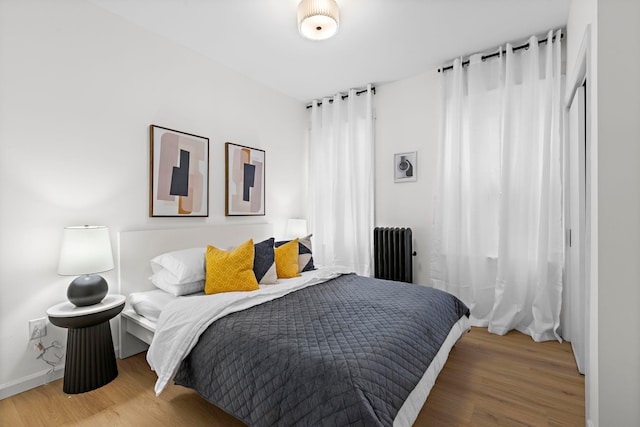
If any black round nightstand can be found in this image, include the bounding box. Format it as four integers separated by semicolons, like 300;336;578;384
47;295;125;394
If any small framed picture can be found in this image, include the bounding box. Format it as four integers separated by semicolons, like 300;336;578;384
149;125;209;217
225;142;266;216
394;151;417;183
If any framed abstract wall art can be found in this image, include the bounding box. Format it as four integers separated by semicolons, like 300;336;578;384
149;125;209;217
394;151;417;183
225;142;265;216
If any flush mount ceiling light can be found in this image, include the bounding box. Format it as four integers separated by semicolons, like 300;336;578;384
298;0;339;41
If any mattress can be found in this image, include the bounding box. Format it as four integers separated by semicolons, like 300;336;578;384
128;288;205;322
123;271;336;346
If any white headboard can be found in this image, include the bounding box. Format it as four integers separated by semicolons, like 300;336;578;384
117;223;273;297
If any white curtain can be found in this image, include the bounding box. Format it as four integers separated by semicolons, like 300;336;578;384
308;85;374;276
431;30;564;342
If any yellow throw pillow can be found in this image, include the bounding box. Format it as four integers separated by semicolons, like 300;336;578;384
274;238;301;279
205;239;259;294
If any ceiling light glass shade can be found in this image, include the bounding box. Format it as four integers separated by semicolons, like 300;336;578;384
298;0;339;40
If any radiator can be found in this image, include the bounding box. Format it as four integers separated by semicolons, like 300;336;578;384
373;227;414;283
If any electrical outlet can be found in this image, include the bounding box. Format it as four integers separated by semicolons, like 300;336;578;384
29;318;47;340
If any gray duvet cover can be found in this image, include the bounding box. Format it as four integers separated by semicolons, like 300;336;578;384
174;274;469;426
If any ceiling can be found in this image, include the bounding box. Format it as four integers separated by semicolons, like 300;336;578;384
89;0;571;103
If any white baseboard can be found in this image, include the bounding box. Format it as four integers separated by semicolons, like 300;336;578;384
0;365;65;400
0;345;120;400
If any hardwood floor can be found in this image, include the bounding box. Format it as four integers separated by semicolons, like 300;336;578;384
415;328;585;426
0;327;584;426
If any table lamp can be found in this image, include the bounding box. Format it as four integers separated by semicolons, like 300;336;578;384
286;219;308;239
57;225;114;307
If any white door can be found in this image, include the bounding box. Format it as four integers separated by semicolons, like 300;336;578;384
564;83;587;374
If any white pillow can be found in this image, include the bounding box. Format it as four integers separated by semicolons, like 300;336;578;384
150;247;206;284
150;268;204;296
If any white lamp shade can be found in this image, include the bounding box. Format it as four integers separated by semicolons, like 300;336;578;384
286;219;308;238
57;226;114;275
298;0;339;40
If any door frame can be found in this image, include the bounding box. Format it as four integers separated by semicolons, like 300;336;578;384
564;24;593;426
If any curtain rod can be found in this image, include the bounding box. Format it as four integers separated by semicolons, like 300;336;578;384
305;86;376;109
438;32;564;73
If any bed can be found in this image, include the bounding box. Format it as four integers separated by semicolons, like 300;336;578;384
117;224;470;426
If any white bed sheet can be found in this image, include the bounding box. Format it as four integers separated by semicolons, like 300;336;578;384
128;289;178;323
126;278;325;324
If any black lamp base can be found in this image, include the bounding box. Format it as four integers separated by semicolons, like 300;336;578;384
67;274;108;307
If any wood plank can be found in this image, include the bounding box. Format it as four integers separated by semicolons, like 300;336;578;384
414;328;585;426
0;327;584;426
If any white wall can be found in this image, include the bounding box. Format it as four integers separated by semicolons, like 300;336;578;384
0;0;307;397
567;0;640;425
375;72;440;286
595;0;640;425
